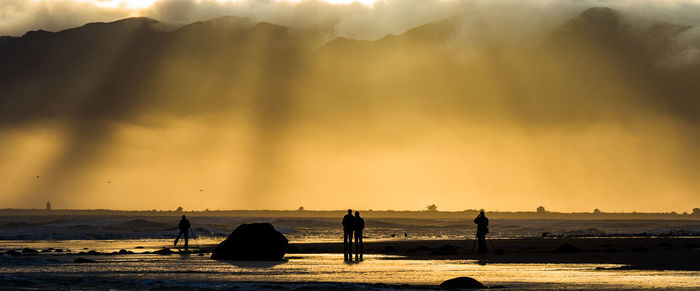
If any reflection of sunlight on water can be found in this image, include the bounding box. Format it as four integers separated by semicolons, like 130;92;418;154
0;241;698;289
0;239;223;253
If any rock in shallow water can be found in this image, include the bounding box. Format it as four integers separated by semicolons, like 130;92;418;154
551;243;581;253
74;257;96;263
440;277;485;289
154;248;173;255
211;223;288;260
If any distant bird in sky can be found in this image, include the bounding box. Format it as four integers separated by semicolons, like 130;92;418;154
199;189;204;192
107;180;111;184
36;176;40;179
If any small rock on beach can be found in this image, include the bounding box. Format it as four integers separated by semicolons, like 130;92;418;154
440;277;485;289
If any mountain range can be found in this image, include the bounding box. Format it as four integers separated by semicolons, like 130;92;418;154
1;7;698;127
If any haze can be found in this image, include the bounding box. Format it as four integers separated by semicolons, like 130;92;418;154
0;0;698;212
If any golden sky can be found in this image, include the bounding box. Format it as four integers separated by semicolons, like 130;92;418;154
0;0;699;212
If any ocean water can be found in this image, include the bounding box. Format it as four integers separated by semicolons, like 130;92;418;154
1;216;699;289
1;215;698;241
0;239;698;290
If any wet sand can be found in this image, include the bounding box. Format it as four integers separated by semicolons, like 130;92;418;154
1;238;698;289
286;237;700;270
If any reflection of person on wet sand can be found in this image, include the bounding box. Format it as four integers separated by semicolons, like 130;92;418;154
354;211;364;261
473;210;489;253
174;215;191;251
342;209;355;261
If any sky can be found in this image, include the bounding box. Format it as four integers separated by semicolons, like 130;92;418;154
3;0;700;39
0;0;699;212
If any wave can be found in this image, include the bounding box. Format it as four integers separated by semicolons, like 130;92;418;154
0;215;697;240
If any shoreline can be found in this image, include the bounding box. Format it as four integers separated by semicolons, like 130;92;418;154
3;237;698;271
1;237;698;290
280;237;700;271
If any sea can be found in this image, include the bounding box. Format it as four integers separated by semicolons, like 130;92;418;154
1;215;698;290
1;215;698;241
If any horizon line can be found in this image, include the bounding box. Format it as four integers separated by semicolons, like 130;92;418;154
1;208;697;215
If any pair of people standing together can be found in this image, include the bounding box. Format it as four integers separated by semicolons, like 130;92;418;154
342;209;365;261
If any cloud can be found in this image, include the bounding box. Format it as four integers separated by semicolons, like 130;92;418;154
0;0;131;36
663;26;700;67
2;1;699;69
1;0;700;39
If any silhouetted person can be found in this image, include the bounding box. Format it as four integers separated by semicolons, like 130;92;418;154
473;210;489;253
174;215;191;251
354;211;365;261
342;209;355;260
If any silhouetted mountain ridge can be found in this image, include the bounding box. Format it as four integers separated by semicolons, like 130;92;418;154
547;7;691;56
0;7;698;127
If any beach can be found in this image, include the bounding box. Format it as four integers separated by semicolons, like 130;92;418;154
288;237;700;270
0;237;698;290
0;212;698;289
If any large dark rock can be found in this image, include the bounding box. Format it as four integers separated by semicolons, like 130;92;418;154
440;277;485;289
551;243;581;253
211;223;288;260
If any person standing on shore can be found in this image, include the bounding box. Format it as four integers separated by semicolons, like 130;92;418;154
174;215;191;251
342;209;355;261
354;211;365;261
473;210;489;253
